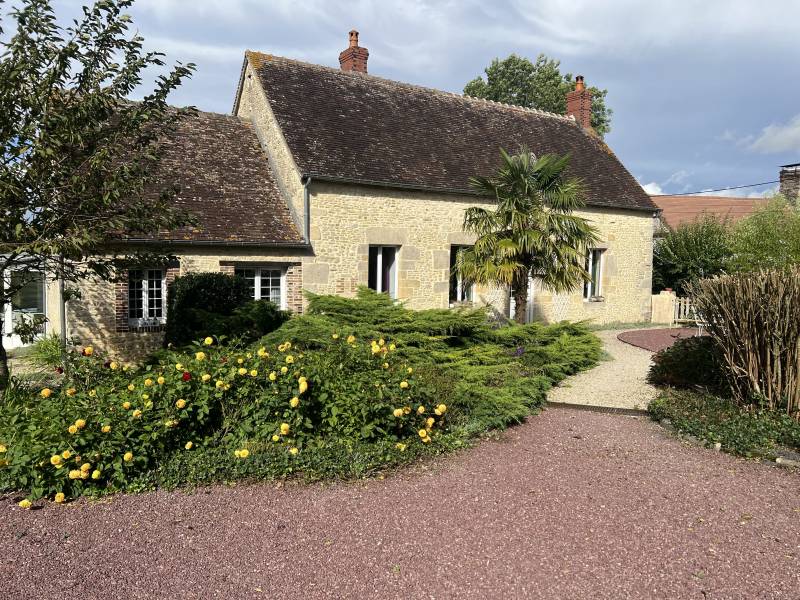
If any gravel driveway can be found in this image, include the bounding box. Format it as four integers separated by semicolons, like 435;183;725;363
547;329;658;410
2;408;797;599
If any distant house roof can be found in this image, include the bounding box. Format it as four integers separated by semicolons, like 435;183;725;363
242;52;658;213
650;195;770;229
125;110;305;246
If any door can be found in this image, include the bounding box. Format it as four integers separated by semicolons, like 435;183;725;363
3;271;46;349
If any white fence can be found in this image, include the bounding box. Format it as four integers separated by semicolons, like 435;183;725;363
674;297;695;323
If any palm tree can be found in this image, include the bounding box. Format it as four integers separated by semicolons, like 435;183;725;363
457;148;599;324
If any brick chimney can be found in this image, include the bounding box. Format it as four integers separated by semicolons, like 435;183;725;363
779;163;800;203
566;75;592;130
339;30;369;73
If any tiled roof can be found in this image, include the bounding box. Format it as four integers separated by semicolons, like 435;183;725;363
244;52;657;213
651;195;770;229
129;110;304;245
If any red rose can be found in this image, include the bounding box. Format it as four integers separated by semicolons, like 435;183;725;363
182;371;191;382
55;366;64;374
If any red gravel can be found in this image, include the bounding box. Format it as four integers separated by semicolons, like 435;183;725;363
2;407;798;599
618;327;703;352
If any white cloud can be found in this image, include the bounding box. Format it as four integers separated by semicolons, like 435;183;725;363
748;114;800;154
641;182;663;195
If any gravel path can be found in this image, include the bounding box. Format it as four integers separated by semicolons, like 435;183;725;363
547;329;658;410
2;408;798;599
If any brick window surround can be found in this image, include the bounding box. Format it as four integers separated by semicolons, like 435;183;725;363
114;262;180;333
220;261;303;314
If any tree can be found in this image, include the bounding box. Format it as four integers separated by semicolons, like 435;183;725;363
456;149;599;324
730;196;800;271
652;216;731;295
464;54;613;138
0;0;196;388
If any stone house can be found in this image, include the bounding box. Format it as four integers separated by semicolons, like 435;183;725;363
20;32;658;358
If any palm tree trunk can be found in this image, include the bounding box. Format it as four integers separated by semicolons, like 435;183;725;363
512;276;529;324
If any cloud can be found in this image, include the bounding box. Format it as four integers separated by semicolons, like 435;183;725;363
640;182;663;195
748;114;800;154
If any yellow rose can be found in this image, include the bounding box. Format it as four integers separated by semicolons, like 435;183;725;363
417;405;425;414
144;378;153;387
61;450;71;459
371;344;381;355
83;346;93;356
250;369;258;377
110;361;119;370
400;381;409;389
185;441;193;450
66;388;76;397
269;372;277;381
50;454;62;466
280;423;290;435
40;388;52;398
68;425;78;434
127;384;135;391
392;408;404;418
201;373;211;382
101;425;111;433
204;336;214;346
377;338;384;346
88;389;97;398
80;462;91;472
403;406;411;415
286;355;295;364
141;393;149;401
271;434;280;442
195;352;206;361
418;429;428;438
75;419;86;429
157;376;166;385
407;367;413;375
68;469;81;479
332;333;339;340
132;409;142;418
389;343;396;351
437;404;447;414
289;447;299;456
123;452;133;462
237;357;244;365
422;436;431;444
122;401;131;410
91;469;101;480
18;499;32;509
280;366;288;374
290;397;300;408
234;449;241;457
426;417;435;428
0;444;6;453
347;335;356;344
54;492;65;503
224;384;231;391
239;448;250;458
434;408;442;416
395;443;407;451
176;399;186;409
175;363;183;371
298;380;308;394
236;367;246;376
382;362;389;369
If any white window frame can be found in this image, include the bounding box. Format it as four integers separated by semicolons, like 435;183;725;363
449;245;474;307
235;266;288;309
368;246;399;299
583;249;605;301
128;269;167;327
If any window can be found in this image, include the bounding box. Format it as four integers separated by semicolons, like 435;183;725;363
128;269;166;326
584;249;604;300
235;267;286;309
368;246;398;298
449;246;473;305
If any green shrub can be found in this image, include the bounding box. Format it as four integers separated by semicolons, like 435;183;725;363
649;389;800;459
648;336;727;392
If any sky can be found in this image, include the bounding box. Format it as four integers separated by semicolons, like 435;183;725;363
39;1;800;196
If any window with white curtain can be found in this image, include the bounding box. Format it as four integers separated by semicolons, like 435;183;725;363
235;267;286;308
128;269;166;326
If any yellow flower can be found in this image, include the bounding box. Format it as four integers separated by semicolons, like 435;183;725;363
434;408;442;416
280;366;288;374
68;425;78;434
80;462;91;472
280;423;290;435
400;381;409;389
271;434;280;442
141;393;149;401
237;367;247;376
407;367;413;375
371;344;381;355
382;362;389;369
289;447;299;456
389;343;396;351
165;419;178;428
347;335;356;344
216;380;225;389
332;333;340;340
437;404;447;414
379;338;386;346
40;388;52;399
392;408;404;418
204;336;214;346
185;442;193;450
234;449;240;457
290;397;300;408
269;371;277;381
224;384;231;391
66;388;76;397
422;436;431;444
127;384;135;392
195;351;206;361
250;369;258;377
54;492;65;504
88;389;97;398
235;448;250;458
123;451;133;462
403;406;411;415
157;376;166;385
426;417;435;428
202;373;211;382
91;469;101;480
0;444;6;453
122;401;131;410
18;499;31;509
395;442;407;451
175;363;183;371
417;405;425;414
61;450;71;460
68;469;81;479
286;355;295;364
298;379;308;394
418;429;428;438
75;419;86;429
101;425;111;433
50;454;62;466
110;361;119;370
83;346;94;356
144;378;153;387
176;399;187;409
132;409;142;418
237;357;244;364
